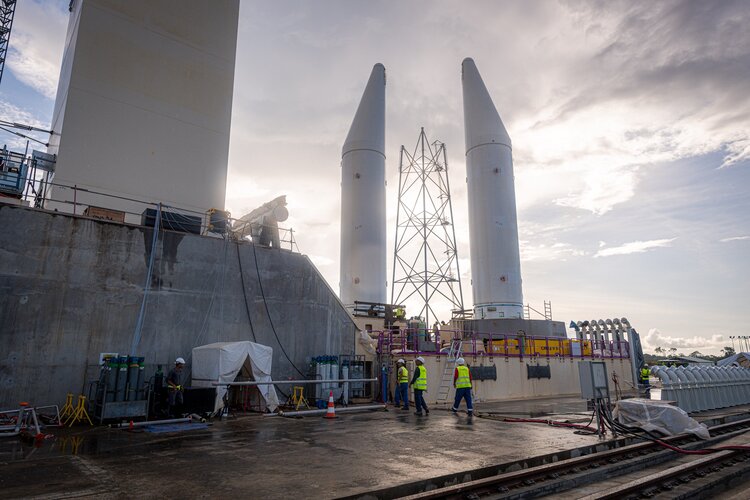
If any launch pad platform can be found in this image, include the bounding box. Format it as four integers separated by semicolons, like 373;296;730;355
4;396;750;499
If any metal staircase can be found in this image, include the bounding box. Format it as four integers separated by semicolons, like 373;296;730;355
436;338;462;402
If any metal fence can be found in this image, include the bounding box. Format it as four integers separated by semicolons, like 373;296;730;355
4;175;299;252
374;328;631;360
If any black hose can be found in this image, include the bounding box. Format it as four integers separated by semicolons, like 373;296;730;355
236;243;257;342
250;242;306;378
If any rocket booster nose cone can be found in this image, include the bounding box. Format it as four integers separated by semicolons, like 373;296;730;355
343;64;386;158
461;58;511;153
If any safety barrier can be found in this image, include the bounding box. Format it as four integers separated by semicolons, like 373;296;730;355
374;329;631;360
652;365;750;413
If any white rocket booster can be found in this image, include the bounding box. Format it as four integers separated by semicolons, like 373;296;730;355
462;58;524;319
339;64;387;305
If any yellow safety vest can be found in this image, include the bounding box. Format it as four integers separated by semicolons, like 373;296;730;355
455;365;471;389
414;365;427;390
397;366;409;383
640;368;650;382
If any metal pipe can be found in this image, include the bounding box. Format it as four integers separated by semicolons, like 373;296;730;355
265;404;387;418
111;417;191;428
213;378;378;387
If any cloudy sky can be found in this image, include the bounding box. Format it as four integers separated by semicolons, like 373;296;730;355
3;0;749;354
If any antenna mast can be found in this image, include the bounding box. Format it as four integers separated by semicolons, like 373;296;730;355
391;128;464;326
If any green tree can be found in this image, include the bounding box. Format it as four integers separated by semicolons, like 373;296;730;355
721;346;736;359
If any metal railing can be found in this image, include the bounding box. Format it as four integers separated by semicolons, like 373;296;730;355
0;148;28;196
373;328;631;360
4;177;299;252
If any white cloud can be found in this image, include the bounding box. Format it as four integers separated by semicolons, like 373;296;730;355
720;138;750;168
6;1;67;99
307;254;335;267
720;236;750;242
0;100;50;148
643;328;725;352
595;238;676;258
520;240;586;262
0;100;46;127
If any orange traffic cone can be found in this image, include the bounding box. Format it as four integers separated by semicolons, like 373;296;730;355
324;391;337;419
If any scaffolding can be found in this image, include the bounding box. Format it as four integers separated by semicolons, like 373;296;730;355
390;128;464;327
0;0;17;88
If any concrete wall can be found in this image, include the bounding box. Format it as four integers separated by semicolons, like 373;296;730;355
0;205;356;408
47;0;238;219
394;355;635;405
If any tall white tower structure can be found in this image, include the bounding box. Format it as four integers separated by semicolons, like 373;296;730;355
462;58;524;319
339;64;387;306
47;0;239;220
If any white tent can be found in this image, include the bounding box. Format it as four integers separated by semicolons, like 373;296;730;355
191;341;280;413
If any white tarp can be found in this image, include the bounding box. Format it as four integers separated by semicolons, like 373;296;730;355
614;398;710;440
191;341;280;413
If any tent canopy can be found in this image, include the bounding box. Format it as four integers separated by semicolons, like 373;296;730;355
191;341;280;412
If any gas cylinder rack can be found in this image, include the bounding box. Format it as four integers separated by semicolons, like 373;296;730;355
87;355;150;424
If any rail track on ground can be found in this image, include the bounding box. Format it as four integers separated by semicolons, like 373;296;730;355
347;416;750;500
580;443;750;499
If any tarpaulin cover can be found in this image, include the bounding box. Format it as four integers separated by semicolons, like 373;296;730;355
613;398;710;440
191;341;280;412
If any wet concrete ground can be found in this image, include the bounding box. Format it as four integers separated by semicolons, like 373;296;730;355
2;397;748;499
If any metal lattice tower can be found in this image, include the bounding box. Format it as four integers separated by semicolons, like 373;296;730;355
391;128;464;326
0;0;17;87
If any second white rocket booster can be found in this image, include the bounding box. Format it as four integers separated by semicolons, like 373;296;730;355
462;58;524;319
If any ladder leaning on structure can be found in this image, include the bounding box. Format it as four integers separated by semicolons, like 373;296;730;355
436;338;462;402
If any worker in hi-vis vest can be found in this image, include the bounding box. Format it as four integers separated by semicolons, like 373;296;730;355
394;307;405;320
410;356;429;416
394;359;410;410
452;358;473;416
640;364;651;397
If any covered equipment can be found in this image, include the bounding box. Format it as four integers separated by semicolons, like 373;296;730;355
191;341;280;413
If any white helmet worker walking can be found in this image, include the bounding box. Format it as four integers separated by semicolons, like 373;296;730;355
411;356;429;416
452;357;473;417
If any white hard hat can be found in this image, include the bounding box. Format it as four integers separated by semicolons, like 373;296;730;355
457;357;465;365
416;356;425;363
397;359;405;364
175;357;185;364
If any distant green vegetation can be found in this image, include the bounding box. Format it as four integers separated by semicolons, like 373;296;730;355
644;346;736;364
